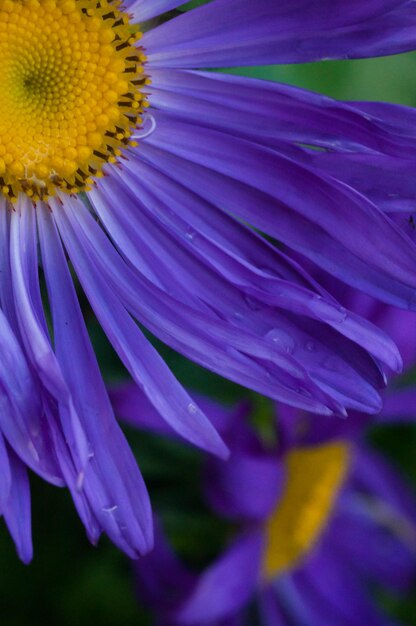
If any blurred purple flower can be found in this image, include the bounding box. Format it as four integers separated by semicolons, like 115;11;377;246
115;285;416;624
2;0;416;561
129;392;416;626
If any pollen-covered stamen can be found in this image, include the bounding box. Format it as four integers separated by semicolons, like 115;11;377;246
0;0;148;202
263;442;350;578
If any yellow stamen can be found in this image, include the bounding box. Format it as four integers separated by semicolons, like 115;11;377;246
0;0;147;203
263;442;350;578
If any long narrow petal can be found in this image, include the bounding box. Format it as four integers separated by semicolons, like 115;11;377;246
0;431;11;514
127;0;186;21
52;196;228;457
9;200;90;478
176;530;264;624
144;0;416;68
117;154;401;376
89;168;389;414
3;447;33;564
59;196;357;415
141;116;416;310
327;507;416;591
38;203;153;557
148;69;416;157
203;451;284;521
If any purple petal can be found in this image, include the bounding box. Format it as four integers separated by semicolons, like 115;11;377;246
291;545;395;626
142;115;416;311
52;195;228;458
203;452;284;522
60;195;350;416
175;530;263;624
352;446;416;523
0;431;11;514
149;69;416;158
135;519;196;614
127;0;186;21
111;382;246;439
144;0;416;68
38;203;153;557
3;447;33;564
378;388;416;422
258;587;290;626
9;200;90;476
95;172;386;415
327;505;416;591
106;156;401;377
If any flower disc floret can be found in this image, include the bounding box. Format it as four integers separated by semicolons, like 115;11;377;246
263;442;350;577
0;0;147;202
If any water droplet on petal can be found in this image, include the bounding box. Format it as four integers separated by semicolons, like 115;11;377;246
309;295;348;324
185;228;196;242
102;505;118;514
76;471;85;491
134;114;157;140
305;340;316;352
337;306;347;321
265;328;295;354
187;402;198;414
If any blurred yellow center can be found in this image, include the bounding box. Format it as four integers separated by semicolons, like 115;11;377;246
263;442;350;578
0;0;147;202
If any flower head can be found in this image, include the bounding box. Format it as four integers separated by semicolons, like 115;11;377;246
0;0;146;201
1;0;416;560
129;392;416;625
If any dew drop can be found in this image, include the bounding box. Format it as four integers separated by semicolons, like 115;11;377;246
134;114;157;140
309;295;348;324
337;306;347;321
76;471;85;491
185;228;196;242
187;402;198;414
265;328;295;354
102;505;118;514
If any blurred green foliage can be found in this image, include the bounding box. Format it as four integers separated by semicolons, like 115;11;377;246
232;52;416;106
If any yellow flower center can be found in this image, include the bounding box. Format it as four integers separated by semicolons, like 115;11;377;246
0;0;147;202
263;442;350;578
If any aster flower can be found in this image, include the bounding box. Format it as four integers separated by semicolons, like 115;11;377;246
126;392;416;626
116;290;416;623
2;0;416;561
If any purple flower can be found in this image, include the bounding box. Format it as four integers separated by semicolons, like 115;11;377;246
117;294;416;623
129;393;416;625
2;0;416;560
